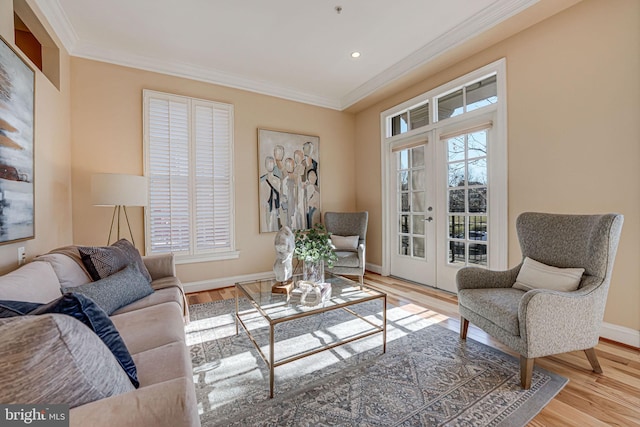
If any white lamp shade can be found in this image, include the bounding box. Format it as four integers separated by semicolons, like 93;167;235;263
91;173;148;206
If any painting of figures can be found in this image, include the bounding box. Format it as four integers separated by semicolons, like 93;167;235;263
258;129;320;233
0;37;35;243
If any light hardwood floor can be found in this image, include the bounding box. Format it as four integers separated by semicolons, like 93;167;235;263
187;272;640;426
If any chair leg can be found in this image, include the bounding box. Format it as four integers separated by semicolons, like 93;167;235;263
520;356;534;389
359;274;364;290
584;348;603;374
460;317;469;339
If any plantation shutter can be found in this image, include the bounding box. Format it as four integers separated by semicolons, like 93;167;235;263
144;90;234;258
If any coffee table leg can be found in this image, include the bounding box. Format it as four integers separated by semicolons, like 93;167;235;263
235;286;239;336
269;323;275;398
382;294;387;354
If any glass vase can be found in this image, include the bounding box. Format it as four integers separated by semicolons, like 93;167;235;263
303;260;325;284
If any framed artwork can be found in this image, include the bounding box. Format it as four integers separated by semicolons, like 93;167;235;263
0;36;35;244
258;129;320;233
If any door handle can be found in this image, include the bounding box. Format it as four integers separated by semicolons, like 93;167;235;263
424;216;433;222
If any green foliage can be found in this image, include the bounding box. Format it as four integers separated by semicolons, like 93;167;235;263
294;223;338;267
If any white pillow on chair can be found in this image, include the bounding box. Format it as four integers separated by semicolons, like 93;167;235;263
330;235;359;251
513;257;585;292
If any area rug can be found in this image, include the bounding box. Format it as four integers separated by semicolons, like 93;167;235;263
187;298;567;426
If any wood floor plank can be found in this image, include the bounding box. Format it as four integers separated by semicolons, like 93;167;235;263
185;271;640;426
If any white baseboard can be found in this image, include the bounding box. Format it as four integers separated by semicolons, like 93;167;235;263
600;322;640;348
184;269;639;349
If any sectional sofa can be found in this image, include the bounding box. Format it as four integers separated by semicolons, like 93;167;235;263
0;242;200;427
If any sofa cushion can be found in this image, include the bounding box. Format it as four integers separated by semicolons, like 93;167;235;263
0;293;139;387
34;253;92;288
62;263;154;315
79;239;152;282
132;341;193;387
458;288;526;336
0;261;61;303
111;302;185;355
513;257;585;292
0;314;134;408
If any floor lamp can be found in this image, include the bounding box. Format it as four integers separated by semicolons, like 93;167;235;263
91;173;147;247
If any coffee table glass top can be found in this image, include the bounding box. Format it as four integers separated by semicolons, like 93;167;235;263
236;272;384;322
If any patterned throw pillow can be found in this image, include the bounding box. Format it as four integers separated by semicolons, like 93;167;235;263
0;314;134;408
62;263;153;316
79;239;152;282
0;293;139;387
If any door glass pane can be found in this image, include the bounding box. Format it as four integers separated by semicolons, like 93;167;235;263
398;150;409;170
469;216;487;236
413;215;424;235
448;136;465;162
412;191;425;212
449;189;465;212
449;215;465;239
468;244;487;266
468;188;487;213
411;146;425;167
438;88;463;120
468;131;487;158
400;215;409;233
398;171;408;191
399;236;409;255
448;162;465;187
468;158;487;185
412;169;425;191
400;193;409;212
413;237;425;258
466;75;497;112
449;241;465;264
409;103;429;130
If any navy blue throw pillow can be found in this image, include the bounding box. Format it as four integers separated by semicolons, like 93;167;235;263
0;293;139;388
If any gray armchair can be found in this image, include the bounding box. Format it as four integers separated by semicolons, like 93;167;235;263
324;212;368;287
457;212;624;389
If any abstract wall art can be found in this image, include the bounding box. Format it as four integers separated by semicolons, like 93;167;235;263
258;129;320;233
0;36;35;243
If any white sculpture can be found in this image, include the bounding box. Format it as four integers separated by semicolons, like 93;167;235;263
273;226;294;283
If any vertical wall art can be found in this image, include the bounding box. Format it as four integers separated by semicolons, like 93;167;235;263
0;36;35;243
258;129;320;233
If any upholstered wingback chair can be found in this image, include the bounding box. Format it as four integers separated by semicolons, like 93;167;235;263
324;212;368;287
457;212;624;389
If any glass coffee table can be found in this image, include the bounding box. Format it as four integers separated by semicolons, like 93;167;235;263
235;272;387;398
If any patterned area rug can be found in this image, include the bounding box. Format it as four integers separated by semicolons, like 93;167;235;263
187;298;567;426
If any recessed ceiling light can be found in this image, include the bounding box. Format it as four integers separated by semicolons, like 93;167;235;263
351;52;361;58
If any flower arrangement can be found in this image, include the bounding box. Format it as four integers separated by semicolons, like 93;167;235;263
294;223;338;268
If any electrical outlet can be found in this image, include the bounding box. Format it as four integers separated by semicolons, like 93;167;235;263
18;247;26;266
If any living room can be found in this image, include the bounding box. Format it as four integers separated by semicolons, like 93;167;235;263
0;0;638;425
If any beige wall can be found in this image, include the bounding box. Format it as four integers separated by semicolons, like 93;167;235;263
0;0;72;274
355;0;640;331
70;58;356;284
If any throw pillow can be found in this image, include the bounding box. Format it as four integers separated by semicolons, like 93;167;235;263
34;253;92;288
62;263;154;316
513;257;585;292
78;239;152;282
0;314;134;408
330;235;359;251
0;293;139;388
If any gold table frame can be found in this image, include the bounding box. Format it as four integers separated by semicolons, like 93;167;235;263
235;274;387;398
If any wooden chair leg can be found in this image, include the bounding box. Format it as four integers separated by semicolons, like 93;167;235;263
520;356;534;389
584;347;603;374
359;274;364;290
460;317;469;339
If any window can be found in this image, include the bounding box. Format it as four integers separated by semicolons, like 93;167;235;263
390;102;430;136
143;90;236;262
436;75;496;121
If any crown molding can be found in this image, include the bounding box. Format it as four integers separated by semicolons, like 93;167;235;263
73;40;342;110
339;0;539;109
32;0;79;52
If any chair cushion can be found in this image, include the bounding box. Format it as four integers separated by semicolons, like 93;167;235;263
0;314;134;408
458;288;526;336
330;235;359;251
513;257;584;292
62;263;154;315
332;251;360;268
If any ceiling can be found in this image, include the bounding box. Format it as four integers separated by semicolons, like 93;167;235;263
34;0;546;110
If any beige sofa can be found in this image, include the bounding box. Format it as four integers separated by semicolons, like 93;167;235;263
0;249;200;427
